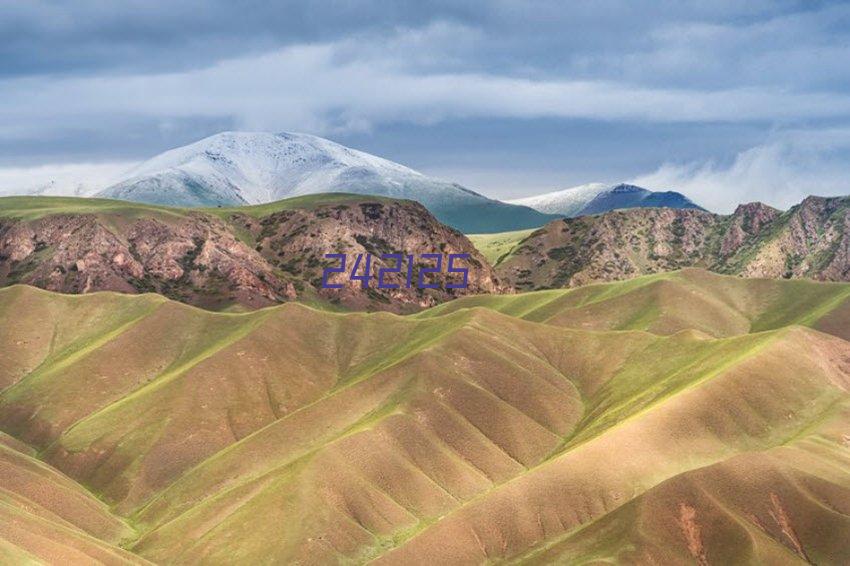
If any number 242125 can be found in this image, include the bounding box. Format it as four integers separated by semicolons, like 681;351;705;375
321;253;470;289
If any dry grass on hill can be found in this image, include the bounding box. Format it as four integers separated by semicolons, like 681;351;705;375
1;270;849;564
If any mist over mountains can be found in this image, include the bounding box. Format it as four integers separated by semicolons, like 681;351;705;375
2;131;707;233
2;144;849;566
4;3;850;564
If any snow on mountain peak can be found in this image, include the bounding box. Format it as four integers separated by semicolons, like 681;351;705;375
90;131;556;233
506;182;613;216
111;131;428;205
506;182;702;216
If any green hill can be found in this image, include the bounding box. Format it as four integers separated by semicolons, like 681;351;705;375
1;270;849;563
467;228;536;265
419;268;850;340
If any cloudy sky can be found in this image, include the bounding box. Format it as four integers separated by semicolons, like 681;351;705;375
1;0;849;211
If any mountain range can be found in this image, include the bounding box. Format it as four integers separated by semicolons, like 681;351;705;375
2;131;707;234
1;269;849;564
93;131;559;234
2;186;850;564
3;193;850;313
507;182;703;216
486;195;850;290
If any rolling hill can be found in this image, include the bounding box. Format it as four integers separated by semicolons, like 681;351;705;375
91;131;557;233
1;271;849;564
419;268;850;341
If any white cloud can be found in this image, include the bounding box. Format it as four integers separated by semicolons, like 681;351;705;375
3;40;850;144
630;129;850;213
0;161;136;197
3;9;850;205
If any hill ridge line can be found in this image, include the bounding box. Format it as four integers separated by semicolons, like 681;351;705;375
127;313;483;515
50;309;278;453
1;300;164;398
375;330;787;559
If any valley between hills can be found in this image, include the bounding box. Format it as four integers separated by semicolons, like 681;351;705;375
1;269;850;564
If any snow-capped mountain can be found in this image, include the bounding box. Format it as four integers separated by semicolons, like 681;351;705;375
96;131;556;233
506;183;611;216
507;183;703;217
580;184;704;215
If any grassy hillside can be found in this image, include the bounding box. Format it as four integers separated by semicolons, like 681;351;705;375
419;268;850;340
0;193;400;221
0;430;149;564
468;228;536;265
1;270;849;563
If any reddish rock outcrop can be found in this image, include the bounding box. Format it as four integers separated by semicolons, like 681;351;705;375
496;195;850;290
0;198;503;311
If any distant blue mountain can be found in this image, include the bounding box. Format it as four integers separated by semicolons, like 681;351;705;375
578;184;704;216
507;182;704;217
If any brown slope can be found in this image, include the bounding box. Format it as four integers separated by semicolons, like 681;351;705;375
0;195;502;312
130;324;850;565
0;434;149;565
374;327;850;564
0;505;150;566
0;442;133;544
0;286;660;562
1;282;850;563
496;195;850;290
516;423;850;565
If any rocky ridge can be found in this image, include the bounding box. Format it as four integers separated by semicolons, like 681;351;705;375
0;196;502;312
496;195;850;289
